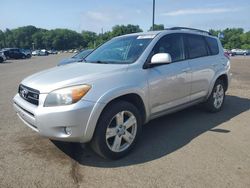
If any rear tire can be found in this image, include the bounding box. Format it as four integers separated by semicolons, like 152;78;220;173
0;57;3;63
204;79;225;113
90;101;142;160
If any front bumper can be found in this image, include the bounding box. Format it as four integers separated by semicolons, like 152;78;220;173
13;93;102;142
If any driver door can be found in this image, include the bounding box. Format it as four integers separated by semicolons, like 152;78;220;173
147;33;191;117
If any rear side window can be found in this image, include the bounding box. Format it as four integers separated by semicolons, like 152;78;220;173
205;37;219;55
186;34;208;59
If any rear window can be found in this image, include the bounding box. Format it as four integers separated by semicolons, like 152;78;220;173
205;37;219;55
186;34;208;59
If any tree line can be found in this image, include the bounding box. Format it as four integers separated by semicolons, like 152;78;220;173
0;24;249;50
209;28;250;50
0;25;142;50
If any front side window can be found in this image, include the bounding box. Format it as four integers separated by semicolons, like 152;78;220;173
85;35;153;64
151;34;185;62
186;34;208;59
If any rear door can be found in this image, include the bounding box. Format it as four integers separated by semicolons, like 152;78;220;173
185;34;216;100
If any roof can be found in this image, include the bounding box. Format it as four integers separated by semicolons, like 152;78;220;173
120;27;214;38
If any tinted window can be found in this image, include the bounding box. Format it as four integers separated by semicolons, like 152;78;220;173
205;37;219;55
186;34;208;59
152;34;185;62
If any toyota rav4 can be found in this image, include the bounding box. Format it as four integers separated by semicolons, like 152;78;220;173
13;27;231;159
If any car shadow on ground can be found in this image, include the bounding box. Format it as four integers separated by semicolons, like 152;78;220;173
0;60;14;64
52;95;250;168
0;59;28;64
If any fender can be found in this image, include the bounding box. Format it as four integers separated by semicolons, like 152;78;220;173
206;68;229;99
82;85;150;142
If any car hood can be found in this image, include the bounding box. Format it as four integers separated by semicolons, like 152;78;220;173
22;63;128;93
58;58;81;66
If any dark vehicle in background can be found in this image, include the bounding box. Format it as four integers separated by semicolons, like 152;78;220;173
57;49;93;66
0;51;7;63
21;49;32;58
2;48;29;59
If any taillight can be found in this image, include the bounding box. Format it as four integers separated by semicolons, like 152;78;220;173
224;52;230;60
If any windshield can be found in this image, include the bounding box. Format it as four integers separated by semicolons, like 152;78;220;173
85;35;153;64
73;49;93;59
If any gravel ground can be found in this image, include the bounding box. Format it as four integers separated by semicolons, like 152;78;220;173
0;54;249;188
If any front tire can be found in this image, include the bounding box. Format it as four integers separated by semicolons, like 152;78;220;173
204;79;225;112
90;101;142;160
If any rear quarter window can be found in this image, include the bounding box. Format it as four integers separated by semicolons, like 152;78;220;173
205;37;219;55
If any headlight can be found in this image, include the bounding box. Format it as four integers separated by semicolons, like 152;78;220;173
44;85;91;107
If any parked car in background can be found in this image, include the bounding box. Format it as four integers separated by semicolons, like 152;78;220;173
21;49;32;58
32;49;49;56
32;50;39;56
48;50;58;55
2;48;28;59
39;49;49;56
13;27;231;159
57;49;93;66
0;51;7;63
231;49;249;55
224;49;235;57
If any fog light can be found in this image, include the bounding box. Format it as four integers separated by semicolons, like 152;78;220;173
64;127;72;135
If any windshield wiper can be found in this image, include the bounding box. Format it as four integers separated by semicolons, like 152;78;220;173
91;60;109;64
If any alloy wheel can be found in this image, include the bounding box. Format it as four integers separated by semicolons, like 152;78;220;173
105;111;137;153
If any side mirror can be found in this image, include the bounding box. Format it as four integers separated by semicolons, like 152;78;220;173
151;53;172;64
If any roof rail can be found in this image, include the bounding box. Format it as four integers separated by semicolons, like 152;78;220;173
166;27;212;35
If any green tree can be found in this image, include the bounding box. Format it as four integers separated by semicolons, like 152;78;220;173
149;24;164;31
1;25;249;50
82;31;97;48
209;28;247;49
240;31;250;49
0;30;5;48
112;24;142;37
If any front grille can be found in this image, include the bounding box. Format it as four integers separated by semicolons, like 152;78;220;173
18;84;40;106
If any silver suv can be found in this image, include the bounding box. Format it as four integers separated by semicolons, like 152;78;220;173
13;27;231;159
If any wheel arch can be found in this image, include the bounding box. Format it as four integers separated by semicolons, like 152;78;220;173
207;73;229;99
100;93;147;124
83;88;149;143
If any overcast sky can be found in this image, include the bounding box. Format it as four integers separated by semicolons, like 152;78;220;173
1;0;250;33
